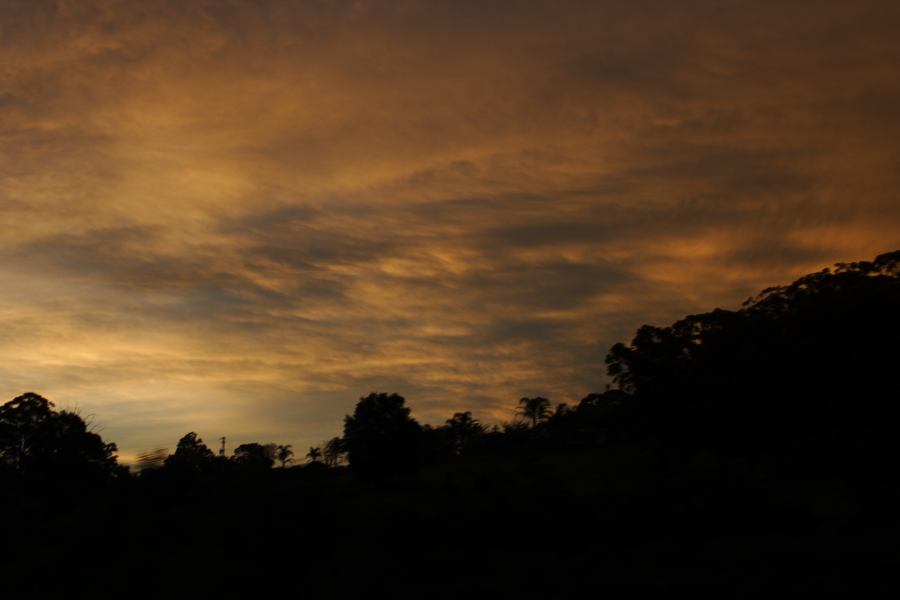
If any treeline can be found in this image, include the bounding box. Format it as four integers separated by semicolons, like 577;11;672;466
0;388;625;487
3;249;900;595
2;249;899;492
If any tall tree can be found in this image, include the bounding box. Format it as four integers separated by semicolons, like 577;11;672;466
517;397;551;428
233;443;276;470
343;392;422;477
276;444;294;468
322;437;345;467
445;411;485;454
0;392;119;481
165;432;215;473
306;446;322;463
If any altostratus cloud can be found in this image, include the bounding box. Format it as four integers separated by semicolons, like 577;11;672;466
1;0;899;459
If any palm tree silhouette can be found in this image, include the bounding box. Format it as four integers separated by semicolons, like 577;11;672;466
306;446;322;463
276;444;293;468
517;397;551;428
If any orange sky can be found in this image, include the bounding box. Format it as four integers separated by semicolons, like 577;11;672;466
2;0;899;462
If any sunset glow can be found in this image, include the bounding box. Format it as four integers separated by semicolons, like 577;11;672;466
2;1;899;461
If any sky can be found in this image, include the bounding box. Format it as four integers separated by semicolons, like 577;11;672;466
2;0;899;462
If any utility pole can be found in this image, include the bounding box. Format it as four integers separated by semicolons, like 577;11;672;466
219;436;226;457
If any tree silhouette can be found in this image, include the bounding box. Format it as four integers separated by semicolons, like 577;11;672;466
604;249;900;451
0;392;56;474
164;432;215;473
276;444;294;468
343;392;422;477
445;411;485;454
0;392;118;481
233;442;276;470
306;446;322;463
322;437;345;466
517;397;551;428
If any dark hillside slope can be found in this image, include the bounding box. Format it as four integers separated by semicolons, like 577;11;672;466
606;250;900;457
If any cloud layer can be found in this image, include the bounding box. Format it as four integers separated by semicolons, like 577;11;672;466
2;0;899;460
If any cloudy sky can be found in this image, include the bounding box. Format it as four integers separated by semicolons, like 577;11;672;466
2;0;899;461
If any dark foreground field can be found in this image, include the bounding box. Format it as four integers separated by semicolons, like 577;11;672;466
5;444;900;597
